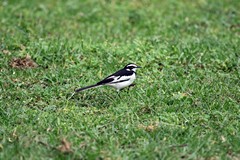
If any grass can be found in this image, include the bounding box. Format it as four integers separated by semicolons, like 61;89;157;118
0;0;240;159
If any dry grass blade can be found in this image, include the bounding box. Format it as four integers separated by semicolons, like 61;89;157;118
57;138;73;153
9;55;38;69
138;123;159;132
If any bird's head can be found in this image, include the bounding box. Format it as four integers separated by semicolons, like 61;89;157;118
124;63;141;72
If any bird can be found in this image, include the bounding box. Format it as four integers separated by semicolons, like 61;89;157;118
75;63;141;93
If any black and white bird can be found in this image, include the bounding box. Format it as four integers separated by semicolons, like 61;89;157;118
75;63;141;92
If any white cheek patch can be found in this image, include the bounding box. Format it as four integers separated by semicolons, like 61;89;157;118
126;69;130;71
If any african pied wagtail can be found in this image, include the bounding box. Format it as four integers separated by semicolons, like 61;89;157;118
75;63;141;92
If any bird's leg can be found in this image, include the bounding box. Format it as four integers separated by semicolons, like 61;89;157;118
117;89;121;98
127;83;136;93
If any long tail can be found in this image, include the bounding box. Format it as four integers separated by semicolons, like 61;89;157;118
75;84;100;92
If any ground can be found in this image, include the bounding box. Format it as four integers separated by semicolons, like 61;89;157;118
0;0;240;159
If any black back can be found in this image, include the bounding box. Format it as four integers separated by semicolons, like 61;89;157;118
97;68;134;85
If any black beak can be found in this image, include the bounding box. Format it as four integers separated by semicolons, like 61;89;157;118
136;66;142;68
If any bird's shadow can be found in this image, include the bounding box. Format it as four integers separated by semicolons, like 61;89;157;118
67;89;119;108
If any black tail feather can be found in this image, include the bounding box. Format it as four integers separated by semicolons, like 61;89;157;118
75;84;100;92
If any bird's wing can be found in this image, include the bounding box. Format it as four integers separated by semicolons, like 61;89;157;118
97;69;133;85
108;76;130;84
97;77;115;85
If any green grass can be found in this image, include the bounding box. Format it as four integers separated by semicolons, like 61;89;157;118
0;0;240;159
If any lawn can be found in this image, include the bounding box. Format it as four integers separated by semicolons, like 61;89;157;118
0;0;240;159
